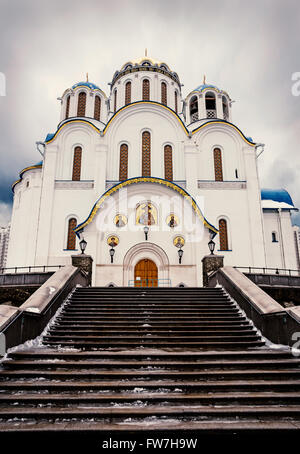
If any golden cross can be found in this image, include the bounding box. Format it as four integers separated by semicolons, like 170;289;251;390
145;48;148;57
203;75;206;84
86;73;89;82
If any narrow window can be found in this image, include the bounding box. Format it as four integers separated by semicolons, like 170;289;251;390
65;95;70;119
125;81;131;105
119;144;128;181
67;218;77;250
113;89;117;113
190;96;198;122
161;82;167;105
222;95;229;121
164;145;173;181
142;131;151;177
142;79;150;101
72;146;82;181
205;92;216;118
272;232;278;243
94;95;101;121
77;92;86;116
235;169;238;179
213;148;223;181
174;91;178;113
219;219;228;251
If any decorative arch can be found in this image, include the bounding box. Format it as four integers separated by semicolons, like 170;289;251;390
77;92;86;116
125;81;131;105
74;177;218;236
119;143;128;181
72;146;82;181
123;242;169;285
94;95;101;121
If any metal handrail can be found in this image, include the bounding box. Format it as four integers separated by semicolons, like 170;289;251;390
0;265;63;275
128;279;172;288
234;266;300;277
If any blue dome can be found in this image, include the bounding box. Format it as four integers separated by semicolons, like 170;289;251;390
194;84;220;92
261;188;294;206
72;82;100;90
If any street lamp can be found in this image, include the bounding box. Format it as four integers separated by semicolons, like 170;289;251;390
109;247;115;263
79;238;87;254
208;239;215;255
178;247;184;264
144;225;149;241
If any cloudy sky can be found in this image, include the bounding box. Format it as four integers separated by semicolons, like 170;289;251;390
0;0;299;226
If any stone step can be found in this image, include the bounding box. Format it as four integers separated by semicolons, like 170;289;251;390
0;380;299;393
1;405;300;420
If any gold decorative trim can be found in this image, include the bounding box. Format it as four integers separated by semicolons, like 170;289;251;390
74;177;218;234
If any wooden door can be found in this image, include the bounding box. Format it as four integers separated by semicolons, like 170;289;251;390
134;259;158;287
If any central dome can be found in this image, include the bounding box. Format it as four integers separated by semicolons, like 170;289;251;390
120;56;171;72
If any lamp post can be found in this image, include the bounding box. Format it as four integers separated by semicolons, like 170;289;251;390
208;239;215;255
178;247;184;264
79;238;87;254
109;247;115;263
144;226;149;241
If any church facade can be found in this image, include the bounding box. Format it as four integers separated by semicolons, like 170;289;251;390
6;57;299;286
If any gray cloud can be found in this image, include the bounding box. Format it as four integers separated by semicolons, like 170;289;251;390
0;0;299;226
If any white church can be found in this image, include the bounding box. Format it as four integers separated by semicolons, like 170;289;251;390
6;56;299;286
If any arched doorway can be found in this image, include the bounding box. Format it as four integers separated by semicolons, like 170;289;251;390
134;259;158;287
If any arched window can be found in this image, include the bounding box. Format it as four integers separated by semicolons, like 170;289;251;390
174;91;178;113
119;143;128;181
67;218;77;250
190;96;198;122
114;89;117;112
205;92;216;118
219;219;229;251
65;95;70;119
72;146;82;181
142;131;151;177
142;79;150;101
164;145;173;181
272;232;278;243
94;95;101;121
161;82;167;105
125;81;131;105
222;95;229;121
77;92;86;116
213;147;223;181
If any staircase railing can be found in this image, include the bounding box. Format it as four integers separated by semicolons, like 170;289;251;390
234;266;300;276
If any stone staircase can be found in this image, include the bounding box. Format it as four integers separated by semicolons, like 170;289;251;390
0;286;300;436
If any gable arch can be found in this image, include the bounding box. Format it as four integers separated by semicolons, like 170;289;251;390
74;176;218;236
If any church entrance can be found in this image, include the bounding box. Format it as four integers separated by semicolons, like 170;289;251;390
134;259;158;287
